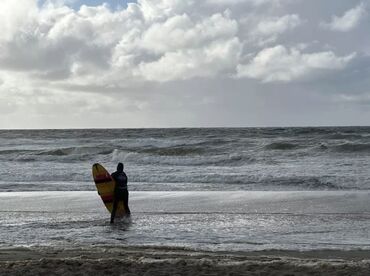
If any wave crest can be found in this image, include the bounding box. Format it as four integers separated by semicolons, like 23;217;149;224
333;143;370;153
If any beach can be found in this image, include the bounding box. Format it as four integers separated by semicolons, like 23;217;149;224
1;246;370;275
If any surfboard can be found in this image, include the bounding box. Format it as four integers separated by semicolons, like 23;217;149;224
92;163;125;218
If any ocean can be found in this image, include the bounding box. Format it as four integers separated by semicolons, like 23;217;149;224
1;127;370;192
1;127;370;252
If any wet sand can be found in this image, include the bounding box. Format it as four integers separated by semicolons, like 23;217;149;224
0;246;369;276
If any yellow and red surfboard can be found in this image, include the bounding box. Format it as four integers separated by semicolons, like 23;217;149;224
92;163;125;217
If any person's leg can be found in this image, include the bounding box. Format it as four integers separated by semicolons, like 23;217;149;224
123;190;131;215
110;196;118;223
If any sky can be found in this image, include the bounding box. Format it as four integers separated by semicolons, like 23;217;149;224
0;0;370;128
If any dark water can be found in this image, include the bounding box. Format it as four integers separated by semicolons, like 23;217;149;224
1;127;370;191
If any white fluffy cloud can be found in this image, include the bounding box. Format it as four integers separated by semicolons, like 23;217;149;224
0;0;367;128
0;0;38;41
321;3;367;32
0;0;317;89
244;14;302;46
236;45;356;82
139;0;195;20
141;13;238;54
254;14;301;36
138;38;242;81
0;0;357;87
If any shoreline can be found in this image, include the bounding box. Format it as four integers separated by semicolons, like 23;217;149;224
1;191;370;253
0;246;369;275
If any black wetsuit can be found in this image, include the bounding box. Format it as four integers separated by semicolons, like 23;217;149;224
110;171;130;223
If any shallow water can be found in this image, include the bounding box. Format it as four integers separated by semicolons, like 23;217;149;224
1;191;369;252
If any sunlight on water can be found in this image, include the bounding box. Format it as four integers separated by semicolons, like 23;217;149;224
1;191;370;252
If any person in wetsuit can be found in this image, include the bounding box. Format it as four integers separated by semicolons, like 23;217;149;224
110;162;130;223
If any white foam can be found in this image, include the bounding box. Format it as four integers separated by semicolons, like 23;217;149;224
1;190;369;214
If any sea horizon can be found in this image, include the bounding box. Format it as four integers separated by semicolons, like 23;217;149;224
2;125;370;131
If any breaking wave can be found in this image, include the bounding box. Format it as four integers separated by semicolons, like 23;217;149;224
111;149;253;166
1;127;370;191
130;145;206;156
332;143;370;153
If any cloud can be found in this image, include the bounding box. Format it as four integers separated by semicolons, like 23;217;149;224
321;3;367;32
141;13;238;54
206;0;291;7
1;0;305;87
254;14;301;36
246;14;302;46
0;1;241;85
137;38;242;81
139;0;195;21
1;0;369;128
236;45;356;82
0;0;38;41
336;93;370;105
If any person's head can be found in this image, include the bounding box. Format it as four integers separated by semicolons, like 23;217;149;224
117;162;124;172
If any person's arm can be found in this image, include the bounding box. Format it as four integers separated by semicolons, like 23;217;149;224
111;173;118;193
124;172;128;189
